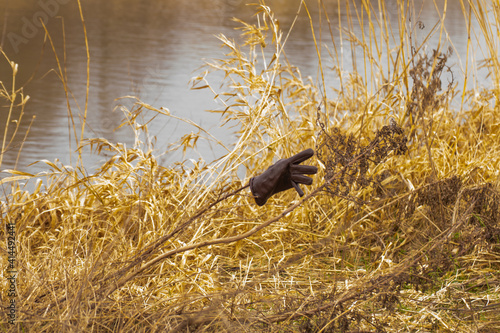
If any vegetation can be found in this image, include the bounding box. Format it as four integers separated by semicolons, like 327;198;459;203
1;0;499;331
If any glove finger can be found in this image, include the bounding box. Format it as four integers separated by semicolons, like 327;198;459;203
288;148;314;165
291;174;314;185
291;180;305;196
290;164;318;175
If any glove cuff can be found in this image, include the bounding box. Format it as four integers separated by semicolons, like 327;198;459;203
250;177;268;206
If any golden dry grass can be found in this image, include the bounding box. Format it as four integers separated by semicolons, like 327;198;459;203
1;0;500;332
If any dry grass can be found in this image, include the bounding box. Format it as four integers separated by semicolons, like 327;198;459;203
1;0;500;332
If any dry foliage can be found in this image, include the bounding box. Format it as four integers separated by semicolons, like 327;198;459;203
1;0;500;332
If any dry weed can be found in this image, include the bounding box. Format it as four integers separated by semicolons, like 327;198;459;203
1;1;500;332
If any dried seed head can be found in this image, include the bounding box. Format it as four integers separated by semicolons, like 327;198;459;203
315;116;408;202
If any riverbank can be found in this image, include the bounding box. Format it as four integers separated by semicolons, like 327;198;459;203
1;1;499;331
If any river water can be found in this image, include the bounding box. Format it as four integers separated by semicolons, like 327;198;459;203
0;0;492;176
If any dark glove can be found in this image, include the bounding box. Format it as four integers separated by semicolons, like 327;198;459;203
250;148;318;206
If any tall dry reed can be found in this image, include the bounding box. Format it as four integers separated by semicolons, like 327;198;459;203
1;0;499;331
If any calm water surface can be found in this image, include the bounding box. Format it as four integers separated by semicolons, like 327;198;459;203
0;0;491;177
